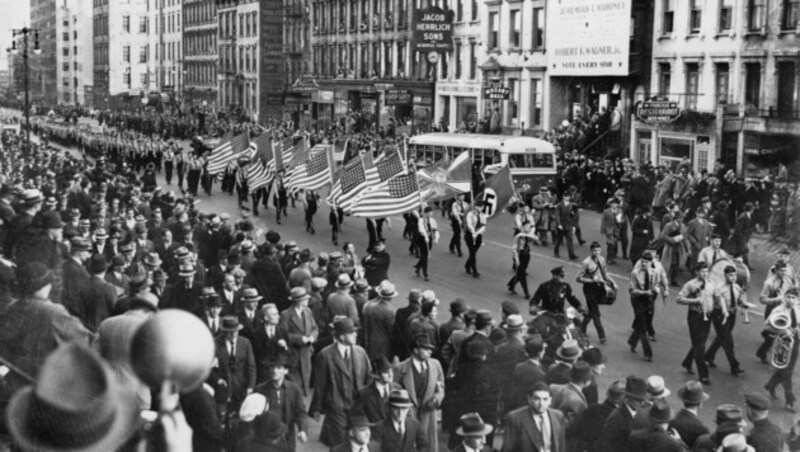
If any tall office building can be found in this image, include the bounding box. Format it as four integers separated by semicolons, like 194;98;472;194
183;0;217;107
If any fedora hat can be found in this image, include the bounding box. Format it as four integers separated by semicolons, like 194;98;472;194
18;263;51;295
336;273;354;288
143;253;162;267
264;353;291;369
22;189;43;206
389;389;415;408
625;376;649;400
238;393;267;423
220;316;243;332
289;287;310;303
347;413;375;429
503;314;525;331
678;381;709;405
89;255;110;274
204;293;224;308
556;339;582;361
474;309;494;330
311;277;328;291
333;317;358;335
378;281;398;298
646;375;671;398
353;279;370;293
40;211;64;230
242;287;263;302
119;241;135;254
456;412;493;437
372;356;393;374
93;228;109;240
718;433;755;452
111;255;126;268
70;237;91;253
152;269;168;282
581;347;607;367
7;343;140;452
178;263;196;277
412;334;436;351
648;399;673;424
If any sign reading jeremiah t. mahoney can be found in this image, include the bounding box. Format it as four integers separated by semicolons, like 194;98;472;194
412;7;455;52
548;0;632;76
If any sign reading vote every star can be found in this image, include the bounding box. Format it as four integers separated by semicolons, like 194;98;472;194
412;7;455;52
548;0;631;76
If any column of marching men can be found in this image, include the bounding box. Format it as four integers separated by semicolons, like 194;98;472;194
0;116;800;452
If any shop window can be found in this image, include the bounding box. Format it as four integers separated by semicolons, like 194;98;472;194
777;61;796;118
488;12;499;50
715;63;730;104
697;136;710;170
532;8;544;51
662;0;674;35
685;63;699;110
783;0;799;30
530;78;542;127
748;0;765;31
719;0;733;31
638;136;652;165
744;63;761;109
659;137;693;170
658;63;671;96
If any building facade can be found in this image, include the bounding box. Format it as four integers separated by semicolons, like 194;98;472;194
30;0;58;105
149;0;184;101
183;0;217;107
217;0;285;123
631;0;800;178
56;0;93;105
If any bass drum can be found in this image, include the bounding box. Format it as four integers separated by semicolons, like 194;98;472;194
709;258;751;289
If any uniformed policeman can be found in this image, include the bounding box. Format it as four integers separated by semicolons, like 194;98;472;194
529;266;585;315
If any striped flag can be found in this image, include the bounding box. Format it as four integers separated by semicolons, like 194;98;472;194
328;154;368;211
417;151;472;201
206;132;250;175
364;149;405;188
285;145;333;191
273;136;295;172
247;159;273;191
350;173;422;218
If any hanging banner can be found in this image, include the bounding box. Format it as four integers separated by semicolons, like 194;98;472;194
412;6;455;52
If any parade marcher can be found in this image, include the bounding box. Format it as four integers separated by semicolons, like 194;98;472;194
660;210;689;287
279;287;318;396
677;262;714;385
508;221;537;298
770;248;798;286
532;186;556;246
731;202;756;269
669;381;710;449
453;413;494;452
686;206;714;270
253;353;309;452
705;265;752;376
744;393;784;452
394;334;445;452
577;241;616;344
374;389;428;452
697;233;735;268
530;266;585;315
413;207;438;282
600;198;622;264
598;375;648;452
629;207;654;264
449;193;466;257
756;261;794;364
628;251;660;361
464;200;487;278
764;287;800;411
554;191;579;260
502;381;567;452
310;317;372;447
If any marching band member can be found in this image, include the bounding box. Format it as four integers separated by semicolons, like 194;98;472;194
577;241;616;344
756;261;793;364
677;262;714;385
696;233;734;268
764;287;800;412
705;265;753;376
629;250;658;361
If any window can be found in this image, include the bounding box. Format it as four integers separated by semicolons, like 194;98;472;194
123;15;130;33
532;8;544;50
124;70;131;87
744;63;761;108
530;78;542;126
456;0;463;21
62;63;69;71
659;137;693;169
783;0;799;29
715;63;730;104
697;136;710;170
123;45;130;62
140;72;148;87
139;45;148;63
777;61;796;117
454;42;462;79
63;77;69;87
140;16;148;33
62;32;69;42
471;0;477;21
384;42;392;75
662;0;674;34
488;12;499;50
469;41;476;79
748;0;765;31
658;63;671;96
690;0;702;33
719;0;733;31
509;10;521;48
685;63;699;110
508;78;519;124
62;47;69;56
397;41;405;75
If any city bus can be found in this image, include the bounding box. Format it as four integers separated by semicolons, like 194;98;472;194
407;132;557;198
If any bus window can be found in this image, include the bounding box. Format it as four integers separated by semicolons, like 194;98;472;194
530;153;555;168
508;153;555;169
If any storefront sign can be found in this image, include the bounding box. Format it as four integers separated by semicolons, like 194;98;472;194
548;0;632;76
317;90;334;103
385;89;412;106
412;7;455;52
436;81;481;96
484;83;510;100
636;97;681;123
292;75;320;93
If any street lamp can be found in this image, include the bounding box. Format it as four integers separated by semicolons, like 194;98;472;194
8;27;41;151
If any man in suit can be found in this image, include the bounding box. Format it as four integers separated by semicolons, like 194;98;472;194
79;255;117;332
731;202;756;268
600;198;622;264
452;412;494;452
598;375;648;452
394;334;445;452
310;317;372;447
199;289;225;336
744;393;784;452
165;262;204;312
554;192;579;260
627;399;690;452
206;249;230;292
668;381;709;449
550;362;592;451
374;389;428;452
502;381;567;452
577;380;625;452
330;414;381;452
246;244;291;311
438;298;467;350
279;287;319;396
685;207;713;269
62;237;92;318
217;273;241;315
236;287;261;341
215;316;256;412
391;289;421;361
511;334;547;412
495;314;528;416
252;303;289;383
457;309;496;368
362;282;397;361
353;357;401;431
253;353;309;452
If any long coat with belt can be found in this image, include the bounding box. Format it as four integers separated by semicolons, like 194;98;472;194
501;406;566;452
394;357;445;452
279;306;319;395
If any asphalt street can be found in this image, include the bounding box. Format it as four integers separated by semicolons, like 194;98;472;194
33;125;799;451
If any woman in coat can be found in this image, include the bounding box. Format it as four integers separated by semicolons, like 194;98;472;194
659;211;689;286
629;207;654;265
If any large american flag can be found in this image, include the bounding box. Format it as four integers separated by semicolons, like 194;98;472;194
206;132;251;175
327;154;368;211
285;146;332;191
364;149;405;188
350;173;422;218
247;159;273;190
273;136;295;172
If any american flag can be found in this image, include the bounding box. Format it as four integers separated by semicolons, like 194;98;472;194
285;146;332;192
247;159;273;191
206;132;251;175
364;149;405;188
327;155;368;211
350;173;422;218
273;136;295;172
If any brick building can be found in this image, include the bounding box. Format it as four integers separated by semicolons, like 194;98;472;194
183;0;217;107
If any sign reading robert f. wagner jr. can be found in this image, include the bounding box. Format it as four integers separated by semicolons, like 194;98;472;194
413;7;454;52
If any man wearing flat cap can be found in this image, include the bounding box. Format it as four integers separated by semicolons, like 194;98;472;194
310;317;371;447
692;404;748;452
744;393;783;452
